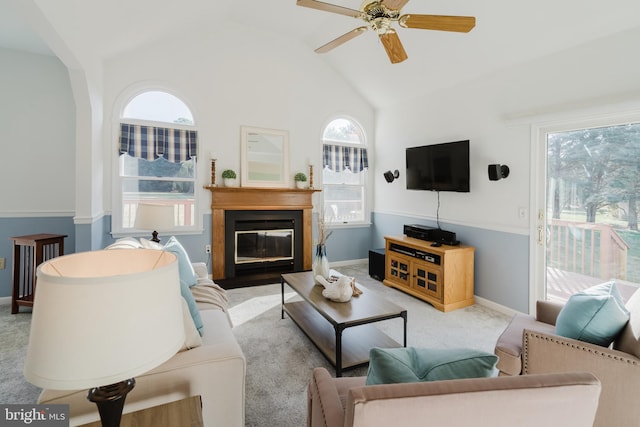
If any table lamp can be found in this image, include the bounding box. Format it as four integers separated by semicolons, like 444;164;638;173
134;203;175;243
24;249;185;427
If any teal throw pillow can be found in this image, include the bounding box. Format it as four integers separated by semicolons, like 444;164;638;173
555;280;630;347
365;347;499;386
163;236;198;288
163;236;203;335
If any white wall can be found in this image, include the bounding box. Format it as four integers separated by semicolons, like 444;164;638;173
0;48;75;215
373;26;640;312
101;21;375;223
376;26;640;231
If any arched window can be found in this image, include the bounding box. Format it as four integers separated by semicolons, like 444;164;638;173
114;90;198;236
322;117;368;224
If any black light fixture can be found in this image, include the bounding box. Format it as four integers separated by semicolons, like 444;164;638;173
488;164;510;181
384;169;400;183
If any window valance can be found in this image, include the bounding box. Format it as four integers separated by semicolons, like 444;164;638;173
323;144;368;173
119;123;197;163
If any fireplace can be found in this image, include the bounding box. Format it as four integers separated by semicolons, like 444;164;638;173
205;186;318;288
223;210;303;286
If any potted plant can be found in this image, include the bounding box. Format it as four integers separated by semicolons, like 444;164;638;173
294;172;307;189
222;169;237;187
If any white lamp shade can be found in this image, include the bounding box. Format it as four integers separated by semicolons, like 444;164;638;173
24;249;185;390
134;203;175;232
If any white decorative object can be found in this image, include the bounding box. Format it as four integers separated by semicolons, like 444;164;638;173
312;244;330;280
316;275;355;302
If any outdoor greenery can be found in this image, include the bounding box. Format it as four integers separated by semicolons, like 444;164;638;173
548;122;640;228
121;155;194;194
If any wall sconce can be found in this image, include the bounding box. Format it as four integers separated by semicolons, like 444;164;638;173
488;164;510;181
384;170;400;183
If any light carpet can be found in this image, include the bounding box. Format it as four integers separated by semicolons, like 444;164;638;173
0;262;511;427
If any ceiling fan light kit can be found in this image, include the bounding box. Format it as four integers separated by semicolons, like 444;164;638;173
297;0;475;64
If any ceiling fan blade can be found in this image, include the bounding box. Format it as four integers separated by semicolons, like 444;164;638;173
379;30;408;64
399;14;476;32
382;0;411;11
315;27;368;53
296;0;361;18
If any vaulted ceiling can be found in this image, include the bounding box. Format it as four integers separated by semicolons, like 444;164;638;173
2;0;640;108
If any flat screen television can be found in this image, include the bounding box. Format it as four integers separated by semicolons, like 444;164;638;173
406;140;470;192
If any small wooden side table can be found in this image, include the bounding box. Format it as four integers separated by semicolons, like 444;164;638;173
79;395;204;427
9;233;67;314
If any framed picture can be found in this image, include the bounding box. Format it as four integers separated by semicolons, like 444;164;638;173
240;126;289;188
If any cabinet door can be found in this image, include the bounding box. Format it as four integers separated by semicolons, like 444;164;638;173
387;253;411;289
412;263;443;302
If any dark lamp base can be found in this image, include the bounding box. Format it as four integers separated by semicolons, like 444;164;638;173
88;378;136;427
150;231;160;243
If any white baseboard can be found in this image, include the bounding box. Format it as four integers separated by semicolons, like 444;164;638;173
474;295;520;317
331;258;368;267
0;296;11;306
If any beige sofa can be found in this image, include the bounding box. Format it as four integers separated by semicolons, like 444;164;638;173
307;367;601;427
494;289;640;427
38;262;246;427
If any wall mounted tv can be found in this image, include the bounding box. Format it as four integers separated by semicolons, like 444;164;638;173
406;140;470;192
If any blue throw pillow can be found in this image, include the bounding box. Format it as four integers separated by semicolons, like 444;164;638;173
162;236;198;287
555;280;630;347
365;347;499;385
163;236;203;335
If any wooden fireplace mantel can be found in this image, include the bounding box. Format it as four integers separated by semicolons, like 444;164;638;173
204;186;320;280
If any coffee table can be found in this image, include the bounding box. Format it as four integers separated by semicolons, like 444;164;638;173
281;271;407;376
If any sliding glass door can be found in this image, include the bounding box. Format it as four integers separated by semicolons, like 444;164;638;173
533;116;640;309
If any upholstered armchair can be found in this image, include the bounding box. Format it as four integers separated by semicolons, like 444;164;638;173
494;289;640;427
307;367;601;427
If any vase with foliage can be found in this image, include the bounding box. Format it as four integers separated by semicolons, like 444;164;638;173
294;172;307;189
222;169;237;187
312;213;332;280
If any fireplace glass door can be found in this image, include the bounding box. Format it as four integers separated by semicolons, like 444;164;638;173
235;229;294;264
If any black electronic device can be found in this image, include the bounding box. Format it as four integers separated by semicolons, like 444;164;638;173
389;242;441;265
368;248;385;281
432;229;460;246
404;224;437;241
406;140;470;192
404;223;460;246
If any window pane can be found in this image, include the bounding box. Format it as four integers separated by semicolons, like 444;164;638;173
120;155;195;179
121;185;195;229
322;167;364;185
323;118;364;144
321;117;367;224
121;157;195;229
123;91;193;124
323;184;364;222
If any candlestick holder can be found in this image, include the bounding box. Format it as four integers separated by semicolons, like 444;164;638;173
309;164;314;189
210;158;217;186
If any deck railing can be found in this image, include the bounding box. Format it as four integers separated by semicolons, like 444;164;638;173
547;219;629;280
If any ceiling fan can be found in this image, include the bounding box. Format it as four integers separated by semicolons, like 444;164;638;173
296;0;475;64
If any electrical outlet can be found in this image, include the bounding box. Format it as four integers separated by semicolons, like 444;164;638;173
0;257;5;270
205;245;211;254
